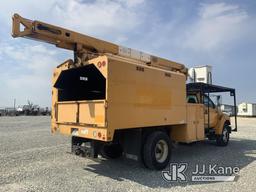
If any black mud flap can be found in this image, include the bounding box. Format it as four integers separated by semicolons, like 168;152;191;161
121;129;143;163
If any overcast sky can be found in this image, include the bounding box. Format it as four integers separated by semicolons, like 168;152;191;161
0;0;255;107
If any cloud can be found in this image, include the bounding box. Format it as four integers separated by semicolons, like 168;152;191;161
0;0;146;43
115;2;250;63
183;3;249;51
0;43;62;107
51;0;146;43
199;3;241;19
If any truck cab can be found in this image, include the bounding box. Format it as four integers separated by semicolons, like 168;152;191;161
187;93;219;128
186;83;237;146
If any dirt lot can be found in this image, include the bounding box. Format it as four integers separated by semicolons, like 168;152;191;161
0;116;255;192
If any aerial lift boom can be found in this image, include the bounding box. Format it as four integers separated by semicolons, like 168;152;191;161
12;14;187;74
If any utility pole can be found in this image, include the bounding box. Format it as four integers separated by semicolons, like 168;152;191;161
14;98;16;109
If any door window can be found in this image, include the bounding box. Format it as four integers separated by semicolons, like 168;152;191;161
203;96;215;108
187;95;198;103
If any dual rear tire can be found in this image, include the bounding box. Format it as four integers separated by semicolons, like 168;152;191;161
100;131;172;170
142;131;171;170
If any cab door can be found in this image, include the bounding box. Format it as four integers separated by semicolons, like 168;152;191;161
203;95;218;128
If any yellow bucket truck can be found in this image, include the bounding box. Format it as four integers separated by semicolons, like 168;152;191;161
12;14;237;170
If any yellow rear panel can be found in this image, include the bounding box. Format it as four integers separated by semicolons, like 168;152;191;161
57;102;77;123
57;100;106;127
79;101;106;126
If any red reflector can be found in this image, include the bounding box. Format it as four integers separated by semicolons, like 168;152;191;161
98;132;102;138
102;61;106;67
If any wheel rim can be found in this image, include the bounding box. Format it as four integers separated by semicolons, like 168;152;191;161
155;139;168;163
222;128;229;142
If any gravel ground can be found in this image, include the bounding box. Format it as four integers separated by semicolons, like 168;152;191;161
0;116;255;192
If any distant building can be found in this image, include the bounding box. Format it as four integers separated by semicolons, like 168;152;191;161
4;107;17;116
238;102;256;117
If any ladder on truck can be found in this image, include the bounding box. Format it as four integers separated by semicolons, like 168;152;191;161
12;13;187;74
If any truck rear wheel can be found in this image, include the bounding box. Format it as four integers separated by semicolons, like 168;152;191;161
143;131;171;170
216;125;230;146
100;143;123;159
